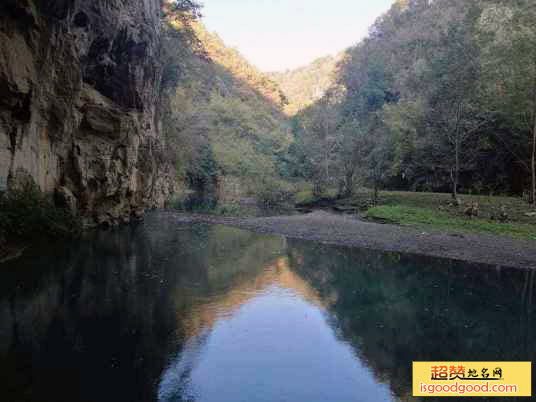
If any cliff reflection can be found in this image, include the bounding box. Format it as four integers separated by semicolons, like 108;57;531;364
159;255;335;402
0;214;289;402
178;256;324;340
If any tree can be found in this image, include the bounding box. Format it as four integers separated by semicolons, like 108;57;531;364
159;8;293;195
398;1;485;201
479;0;536;204
382;98;427;189
332;34;397;200
301;89;343;192
161;0;203;89
335;120;361;197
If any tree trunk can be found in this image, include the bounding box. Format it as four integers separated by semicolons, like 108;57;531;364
453;132;459;201
531;124;536;205
324;112;330;186
530;71;536;205
451;139;460;202
345;170;354;197
325;149;329;185
451;102;463;203
373;170;379;206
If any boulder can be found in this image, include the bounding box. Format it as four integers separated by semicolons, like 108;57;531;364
54;186;78;213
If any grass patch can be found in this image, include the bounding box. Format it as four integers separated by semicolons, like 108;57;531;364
367;205;536;241
351;191;535;223
323;188;536;240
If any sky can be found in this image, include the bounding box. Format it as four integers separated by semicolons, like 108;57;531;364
200;0;395;72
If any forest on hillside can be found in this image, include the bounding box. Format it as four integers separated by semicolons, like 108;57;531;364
268;55;339;115
161;1;294;204
164;0;536;206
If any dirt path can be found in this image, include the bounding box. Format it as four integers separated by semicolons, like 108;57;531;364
168;210;536;269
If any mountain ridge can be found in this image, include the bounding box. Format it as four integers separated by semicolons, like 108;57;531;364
268;53;342;115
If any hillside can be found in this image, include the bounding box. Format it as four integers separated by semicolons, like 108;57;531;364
193;26;288;108
292;0;536;203
161;21;292;194
269;55;340;115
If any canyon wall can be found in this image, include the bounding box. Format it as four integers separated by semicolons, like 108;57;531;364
0;0;174;226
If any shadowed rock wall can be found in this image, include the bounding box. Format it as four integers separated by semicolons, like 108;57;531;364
0;0;174;225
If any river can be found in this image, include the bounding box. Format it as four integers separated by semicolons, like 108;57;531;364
0;211;534;401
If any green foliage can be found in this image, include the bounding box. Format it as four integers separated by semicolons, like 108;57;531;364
478;0;536;202
160;0;536;208
161;19;293;193
253;178;296;207
294;182;338;205
269;55;339;115
204;92;290;180
288;0;536;201
193;25;288;108
160;1;203;90
186;142;219;192
0;189;81;244
166;0;202;17
169;194;218;214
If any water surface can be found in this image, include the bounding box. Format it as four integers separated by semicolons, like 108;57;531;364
0;211;534;402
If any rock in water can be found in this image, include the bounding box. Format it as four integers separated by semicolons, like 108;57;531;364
0;0;175;225
55;185;78;213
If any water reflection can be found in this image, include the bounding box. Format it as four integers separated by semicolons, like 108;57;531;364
159;256;392;402
172;191;297;217
0;211;534;402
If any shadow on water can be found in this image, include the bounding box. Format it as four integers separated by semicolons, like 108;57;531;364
0;211;534;402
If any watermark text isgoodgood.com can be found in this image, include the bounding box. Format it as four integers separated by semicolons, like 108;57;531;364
419;381;518;395
413;362;531;397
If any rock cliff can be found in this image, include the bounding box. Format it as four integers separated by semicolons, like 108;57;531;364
0;0;174;226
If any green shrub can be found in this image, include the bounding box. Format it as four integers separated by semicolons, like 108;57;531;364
213;202;242;216
294;182;339;205
168;193;219;213
0;188;81;243
312;180;325;199
254;178;296;207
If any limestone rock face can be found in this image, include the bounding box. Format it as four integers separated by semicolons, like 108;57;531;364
0;0;174;225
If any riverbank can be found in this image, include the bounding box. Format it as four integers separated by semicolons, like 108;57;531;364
296;190;536;241
169;210;536;269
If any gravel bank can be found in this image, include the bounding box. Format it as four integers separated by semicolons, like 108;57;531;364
167;210;536;269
